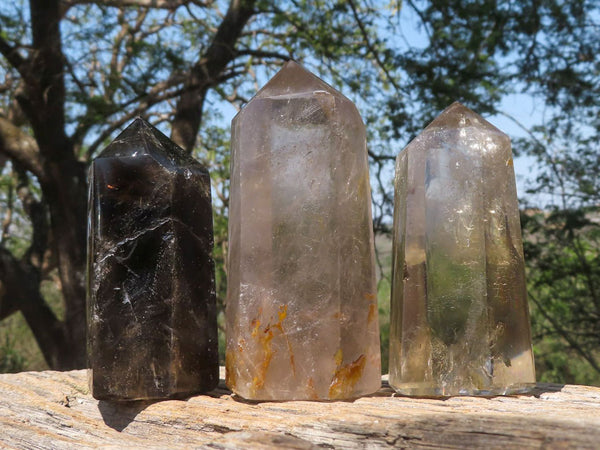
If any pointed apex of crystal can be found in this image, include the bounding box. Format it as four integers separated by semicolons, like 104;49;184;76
97;117;201;169
253;60;343;100
425;102;505;137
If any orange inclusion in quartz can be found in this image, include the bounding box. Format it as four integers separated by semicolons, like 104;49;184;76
250;304;298;394
328;354;367;399
250;327;274;395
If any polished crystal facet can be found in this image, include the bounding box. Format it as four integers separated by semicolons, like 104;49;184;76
226;61;381;400
87;118;218;401
389;102;536;396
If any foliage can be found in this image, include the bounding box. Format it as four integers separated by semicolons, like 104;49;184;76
517;28;600;381
0;334;25;373
523;207;600;384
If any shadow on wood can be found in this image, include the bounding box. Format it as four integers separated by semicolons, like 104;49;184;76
530;382;566;397
0;369;597;448
98;399;158;432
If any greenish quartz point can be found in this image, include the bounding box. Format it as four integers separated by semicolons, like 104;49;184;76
389;102;536;396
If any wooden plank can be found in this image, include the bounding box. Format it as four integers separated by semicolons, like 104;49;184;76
0;369;599;449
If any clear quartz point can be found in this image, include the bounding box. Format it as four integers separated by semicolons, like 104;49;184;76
389;102;536;396
226;61;381;400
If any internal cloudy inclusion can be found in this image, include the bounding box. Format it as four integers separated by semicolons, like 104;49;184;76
389;102;536;396
226;61;381;400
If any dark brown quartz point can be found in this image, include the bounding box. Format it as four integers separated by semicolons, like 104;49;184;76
87;118;218;401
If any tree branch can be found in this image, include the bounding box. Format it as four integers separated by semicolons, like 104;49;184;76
347;0;405;96
0;246;66;368
171;0;256;151
529;290;600;374
84;84;185;158
0;175;14;243
14;164;51;273
0;36;32;84
61;0;209;13
0;117;45;180
235;49;290;61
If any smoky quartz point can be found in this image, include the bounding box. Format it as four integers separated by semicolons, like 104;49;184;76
87;118;218;401
389;102;536;396
226;61;381;401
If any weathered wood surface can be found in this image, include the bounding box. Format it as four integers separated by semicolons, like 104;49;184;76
1;369;599;449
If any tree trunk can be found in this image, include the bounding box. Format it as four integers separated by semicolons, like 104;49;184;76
42;158;88;369
0;0;89;370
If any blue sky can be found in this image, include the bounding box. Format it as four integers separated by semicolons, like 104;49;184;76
396;3;546;206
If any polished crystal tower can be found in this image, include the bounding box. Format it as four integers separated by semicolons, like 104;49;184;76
87;118;218;401
226;61;381;400
389;102;535;396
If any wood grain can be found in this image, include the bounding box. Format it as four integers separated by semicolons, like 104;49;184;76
0;369;599;449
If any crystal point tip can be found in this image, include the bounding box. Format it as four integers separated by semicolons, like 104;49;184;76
251;60;341;101
97;118;199;168
425;102;506;136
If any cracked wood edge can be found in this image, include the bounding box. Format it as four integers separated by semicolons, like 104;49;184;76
0;369;599;449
